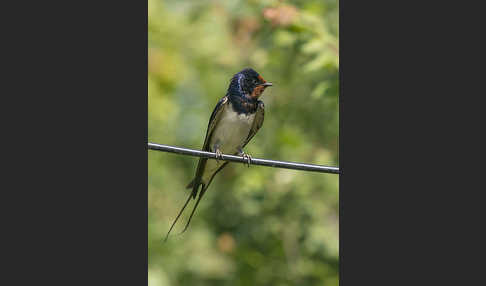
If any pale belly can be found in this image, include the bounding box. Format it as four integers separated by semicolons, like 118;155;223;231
201;107;255;183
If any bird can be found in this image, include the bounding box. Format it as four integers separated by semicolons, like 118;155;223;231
164;68;272;241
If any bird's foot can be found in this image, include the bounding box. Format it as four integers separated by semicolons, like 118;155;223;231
239;152;252;168
215;149;223;164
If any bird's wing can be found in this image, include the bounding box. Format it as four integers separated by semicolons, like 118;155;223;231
189;96;229;197
242;100;265;148
202;96;229;151
165;96;230;241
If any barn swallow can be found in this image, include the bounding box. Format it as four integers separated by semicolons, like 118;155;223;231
164;68;272;241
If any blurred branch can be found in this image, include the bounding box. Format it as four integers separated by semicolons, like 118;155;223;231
148;142;340;174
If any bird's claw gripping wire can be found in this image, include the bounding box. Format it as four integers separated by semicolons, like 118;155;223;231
215;149;223;164
240;152;252;167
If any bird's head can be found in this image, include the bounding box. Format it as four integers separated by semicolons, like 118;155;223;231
229;68;272;99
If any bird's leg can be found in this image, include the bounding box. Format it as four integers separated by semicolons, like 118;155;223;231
238;148;252;168
213;143;223;164
215;149;223;164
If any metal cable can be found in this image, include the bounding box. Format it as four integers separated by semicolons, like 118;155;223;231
148;142;340;174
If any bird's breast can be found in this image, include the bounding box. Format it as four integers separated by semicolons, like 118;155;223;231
209;105;255;154
202;103;256;185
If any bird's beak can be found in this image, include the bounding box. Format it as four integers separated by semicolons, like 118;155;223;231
252;81;272;98
258;75;273;88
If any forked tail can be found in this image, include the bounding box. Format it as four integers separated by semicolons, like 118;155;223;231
163;190;193;242
164;180;206;242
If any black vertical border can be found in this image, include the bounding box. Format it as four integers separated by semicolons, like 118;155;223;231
338;0;471;284
3;1;149;284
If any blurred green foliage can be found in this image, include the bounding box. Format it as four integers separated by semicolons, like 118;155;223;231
148;0;339;285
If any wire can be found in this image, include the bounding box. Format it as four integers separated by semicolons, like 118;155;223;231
148;142;340;174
